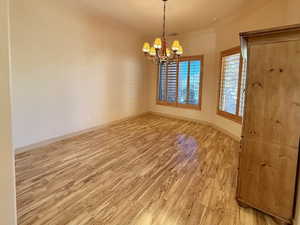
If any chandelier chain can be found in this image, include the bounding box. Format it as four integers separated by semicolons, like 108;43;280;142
142;0;183;63
163;1;166;39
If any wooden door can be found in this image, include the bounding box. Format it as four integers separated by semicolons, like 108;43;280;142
237;39;300;221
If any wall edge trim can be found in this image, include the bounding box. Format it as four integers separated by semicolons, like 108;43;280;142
15;112;148;154
149;111;241;142
15;110;241;154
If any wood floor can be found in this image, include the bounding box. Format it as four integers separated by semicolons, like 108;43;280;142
16;114;277;225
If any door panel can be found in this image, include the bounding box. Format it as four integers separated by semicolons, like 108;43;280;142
244;41;300;148
238;140;298;219
239;40;300;221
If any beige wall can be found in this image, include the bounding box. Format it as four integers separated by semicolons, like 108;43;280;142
10;0;148;149
0;0;17;224
286;0;300;24
148;0;300;223
148;0;299;137
148;0;288;138
148;28;217;124
7;0;300;223
212;0;288;137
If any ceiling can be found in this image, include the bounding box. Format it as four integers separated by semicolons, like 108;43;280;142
72;0;272;36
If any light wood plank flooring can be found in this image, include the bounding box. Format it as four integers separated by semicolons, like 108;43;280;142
16;114;277;225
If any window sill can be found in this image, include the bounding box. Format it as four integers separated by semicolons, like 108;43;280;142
156;101;201;111
217;110;242;124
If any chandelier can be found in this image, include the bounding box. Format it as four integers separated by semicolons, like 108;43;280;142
142;0;183;64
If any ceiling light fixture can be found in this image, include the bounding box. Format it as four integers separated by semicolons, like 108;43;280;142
142;0;183;64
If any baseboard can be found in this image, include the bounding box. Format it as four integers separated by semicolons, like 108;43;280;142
15;112;149;154
149;111;241;142
210;123;241;142
16;111;241;154
149;111;211;126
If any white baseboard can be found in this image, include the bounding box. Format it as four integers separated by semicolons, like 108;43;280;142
15;111;241;154
15;112;148;154
149;111;241;142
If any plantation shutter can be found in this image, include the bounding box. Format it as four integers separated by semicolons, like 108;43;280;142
238;59;247;117
178;59;202;106
157;55;203;109
219;52;241;115
166;61;177;103
178;61;189;104
158;62;167;101
188;60;201;105
218;47;246;123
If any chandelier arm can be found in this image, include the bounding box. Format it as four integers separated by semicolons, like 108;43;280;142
155;48;159;59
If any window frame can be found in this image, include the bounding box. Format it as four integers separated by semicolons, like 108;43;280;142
156;55;204;110
217;47;244;124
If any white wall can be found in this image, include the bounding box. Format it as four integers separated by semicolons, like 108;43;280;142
10;0;148;149
0;0;17;223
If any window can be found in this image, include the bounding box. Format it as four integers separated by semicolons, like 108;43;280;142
157;56;204;110
217;47;247;123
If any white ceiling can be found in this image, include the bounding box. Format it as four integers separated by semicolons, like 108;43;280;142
73;0;272;36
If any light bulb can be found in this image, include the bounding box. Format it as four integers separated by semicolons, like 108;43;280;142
149;47;156;56
142;42;150;53
154;38;162;49
176;45;183;55
172;40;180;51
166;48;171;57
